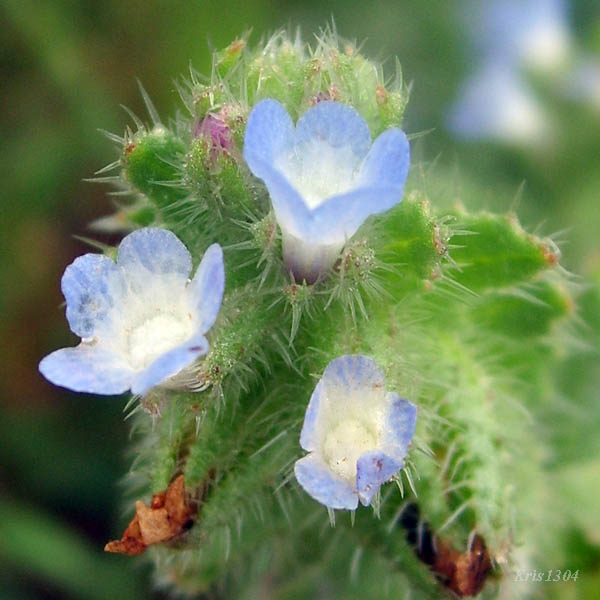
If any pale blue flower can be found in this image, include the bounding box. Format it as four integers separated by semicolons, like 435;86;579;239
294;355;417;510
243;99;410;283
447;62;548;144
448;0;570;144
475;0;570;72
39;228;224;396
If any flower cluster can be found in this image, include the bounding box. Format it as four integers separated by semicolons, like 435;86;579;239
41;95;417;509
39;228;224;396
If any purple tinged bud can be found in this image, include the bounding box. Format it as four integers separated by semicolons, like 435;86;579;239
194;114;234;153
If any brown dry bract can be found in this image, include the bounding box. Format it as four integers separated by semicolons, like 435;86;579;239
432;533;491;597
399;503;491;597
104;475;193;555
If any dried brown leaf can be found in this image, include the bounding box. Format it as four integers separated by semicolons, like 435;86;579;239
104;475;194;556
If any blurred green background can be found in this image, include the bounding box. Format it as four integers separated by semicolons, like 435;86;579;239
1;1;599;598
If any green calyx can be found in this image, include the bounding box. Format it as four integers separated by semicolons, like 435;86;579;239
122;126;187;211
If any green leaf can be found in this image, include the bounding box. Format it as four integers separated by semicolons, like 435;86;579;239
373;192;446;294
448;211;559;292
129;205;156;226
470;279;572;337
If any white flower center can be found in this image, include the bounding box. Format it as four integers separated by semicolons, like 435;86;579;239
521;24;569;72
322;419;378;482
497;86;546;143
278;141;359;209
127;312;192;369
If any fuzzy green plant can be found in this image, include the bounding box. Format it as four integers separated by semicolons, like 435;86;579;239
40;28;591;599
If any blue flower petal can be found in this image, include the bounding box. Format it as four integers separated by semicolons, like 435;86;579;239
39;345;134;395
356;450;402;506
117;228;192;281
447;62;545;142
299;380;325;452
190;243;225;333
478;0;567;65
322;355;385;398
131;331;208;396
358;128;410;188
383;394;418;461
243;99;294;181
309;185;405;244
294;454;358;510
294;101;371;165
243;156;313;238
62;254;125;338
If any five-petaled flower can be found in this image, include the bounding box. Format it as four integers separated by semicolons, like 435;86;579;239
39;228;224;396
243;99;410;283
294;355;417;510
